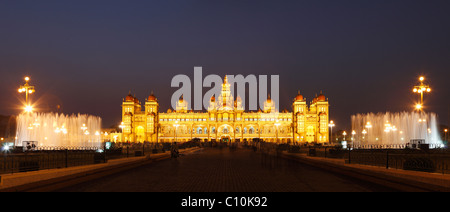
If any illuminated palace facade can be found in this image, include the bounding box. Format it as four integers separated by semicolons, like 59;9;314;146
121;77;330;144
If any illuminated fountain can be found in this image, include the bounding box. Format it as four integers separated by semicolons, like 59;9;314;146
15;112;102;148
351;112;443;148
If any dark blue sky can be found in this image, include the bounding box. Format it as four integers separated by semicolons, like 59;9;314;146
1;0;450;129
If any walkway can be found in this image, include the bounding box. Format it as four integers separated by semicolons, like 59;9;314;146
58;147;398;192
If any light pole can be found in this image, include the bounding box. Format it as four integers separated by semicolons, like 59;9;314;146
365;121;372;143
81;123;88;146
445;129;448;143
328;120;335;144
18;76;35;113
412;76;431;111
352;130;356;146
362;129;367;147
343;131;347;141
119;122;125;143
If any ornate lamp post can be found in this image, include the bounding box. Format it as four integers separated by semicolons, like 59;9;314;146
18;76;36;113
413;76;431;111
328;120;335;144
365;121;372;143
445;129;448;143
352;130;356;146
119;122;125;143
362;129;367;147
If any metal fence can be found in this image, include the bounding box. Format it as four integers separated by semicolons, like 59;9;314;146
297;145;450;174
0;149;102;174
0;141;201;175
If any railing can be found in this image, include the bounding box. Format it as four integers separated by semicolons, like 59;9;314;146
0;149;101;174
0;141;202;175
289;144;450;174
348;149;450;174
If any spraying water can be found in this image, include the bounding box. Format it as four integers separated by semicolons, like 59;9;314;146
351;112;443;148
16;113;102;148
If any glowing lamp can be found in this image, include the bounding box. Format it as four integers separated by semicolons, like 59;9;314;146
25;105;33;113
415;104;422;110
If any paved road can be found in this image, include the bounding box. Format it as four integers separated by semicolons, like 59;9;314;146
58;147;397;192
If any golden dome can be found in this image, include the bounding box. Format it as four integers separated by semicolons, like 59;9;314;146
148;92;157;101
295;91;304;101
125;93;135;102
317;93;326;101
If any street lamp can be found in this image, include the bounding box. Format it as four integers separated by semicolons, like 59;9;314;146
365;121;372;143
18;76;36;113
352;130;356;145
415;104;423;111
413;76;431;111
362;129;367;146
81;123;88;144
81;123;87;131
342;131;347;141
119;122;125;143
384;121;392;132
445;129;448;143
328;120;335;144
24;105;34;113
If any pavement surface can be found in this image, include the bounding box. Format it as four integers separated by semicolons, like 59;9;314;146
57;147;400;192
0;147;200;192
3;146;450;192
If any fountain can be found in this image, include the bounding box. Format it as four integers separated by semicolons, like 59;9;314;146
351;112;443;148
15;112;102;148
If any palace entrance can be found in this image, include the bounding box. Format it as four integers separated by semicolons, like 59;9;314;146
136;126;145;143
220;135;231;142
306;126;315;143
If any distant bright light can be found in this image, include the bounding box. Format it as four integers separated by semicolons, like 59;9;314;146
419;76;425;81
2;145;9;151
24;105;33;113
415;104;422;110
328;120;335;127
342;141;347;149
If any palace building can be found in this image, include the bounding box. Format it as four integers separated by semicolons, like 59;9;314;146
121;76;330;144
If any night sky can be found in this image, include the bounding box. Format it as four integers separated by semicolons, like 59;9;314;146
1;0;450;130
